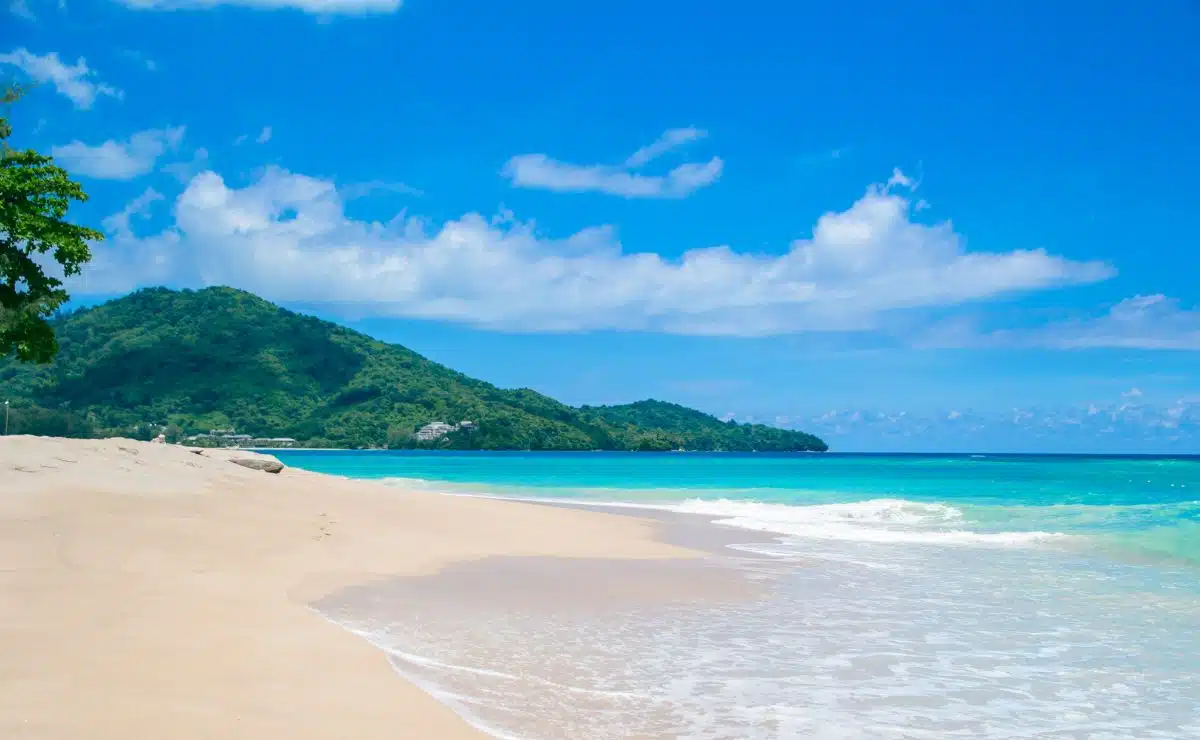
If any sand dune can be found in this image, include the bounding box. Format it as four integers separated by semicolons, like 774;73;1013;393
0;437;696;739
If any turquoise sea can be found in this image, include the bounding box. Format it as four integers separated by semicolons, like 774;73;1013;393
282;451;1200;739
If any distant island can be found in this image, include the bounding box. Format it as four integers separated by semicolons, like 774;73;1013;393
0;287;828;453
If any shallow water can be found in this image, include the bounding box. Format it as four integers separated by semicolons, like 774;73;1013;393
288;452;1200;739
277;451;1200;565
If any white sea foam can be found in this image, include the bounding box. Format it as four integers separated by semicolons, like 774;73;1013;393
426;487;1071;549
315;465;1200;739
664;498;1069;546
316;542;1200;740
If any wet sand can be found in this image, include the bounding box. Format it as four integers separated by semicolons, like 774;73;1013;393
313;553;765;739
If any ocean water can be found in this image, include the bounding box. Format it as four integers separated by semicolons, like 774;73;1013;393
280;451;1200;739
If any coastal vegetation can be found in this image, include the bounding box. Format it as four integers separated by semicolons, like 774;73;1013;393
0;287;828;452
1;85;101;363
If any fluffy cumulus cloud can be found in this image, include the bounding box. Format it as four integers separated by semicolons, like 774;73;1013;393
52;126;186;180
0;48;121;109
116;0;401;13
503;127;724;199
72;166;1114;336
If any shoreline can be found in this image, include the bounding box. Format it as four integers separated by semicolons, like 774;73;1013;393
0;436;714;739
7;437;1197;738
263;448;1199;458
252;447;829;454
313;551;764;739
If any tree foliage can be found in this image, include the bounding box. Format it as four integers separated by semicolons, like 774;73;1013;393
1;86;102;362
0;286;829;452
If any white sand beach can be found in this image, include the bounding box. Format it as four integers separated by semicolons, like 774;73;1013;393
0;437;701;739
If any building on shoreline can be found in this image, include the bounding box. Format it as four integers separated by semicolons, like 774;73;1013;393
414;420;476;442
182;429;296;448
414;422;455;441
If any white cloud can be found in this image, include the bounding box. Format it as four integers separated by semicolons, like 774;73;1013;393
72;167;1113;335
102;187;164;237
0;48;121;109
234;127;273;146
623;127;706;168
798;402;1200;450
938;295;1200;351
504;127;723;199
1044;295;1200;350
1122;387;1144;398
52;126;186;180
117;0;401;13
886;167;915;189
162;147;210;183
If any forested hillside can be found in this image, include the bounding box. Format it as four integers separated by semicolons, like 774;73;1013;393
0;287;827;452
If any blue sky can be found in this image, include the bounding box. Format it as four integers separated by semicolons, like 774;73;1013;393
4;0;1198;452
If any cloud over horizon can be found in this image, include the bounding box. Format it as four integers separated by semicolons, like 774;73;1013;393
784;397;1200;452
70;166;1113;336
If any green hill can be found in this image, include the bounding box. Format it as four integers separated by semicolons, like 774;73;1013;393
0;287;828;452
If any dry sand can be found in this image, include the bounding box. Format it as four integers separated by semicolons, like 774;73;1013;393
0;436;699;739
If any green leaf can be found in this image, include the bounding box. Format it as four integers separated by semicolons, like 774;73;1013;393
1;85;103;363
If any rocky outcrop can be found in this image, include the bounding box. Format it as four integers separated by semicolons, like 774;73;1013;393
189;447;286;474
227;456;285;474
